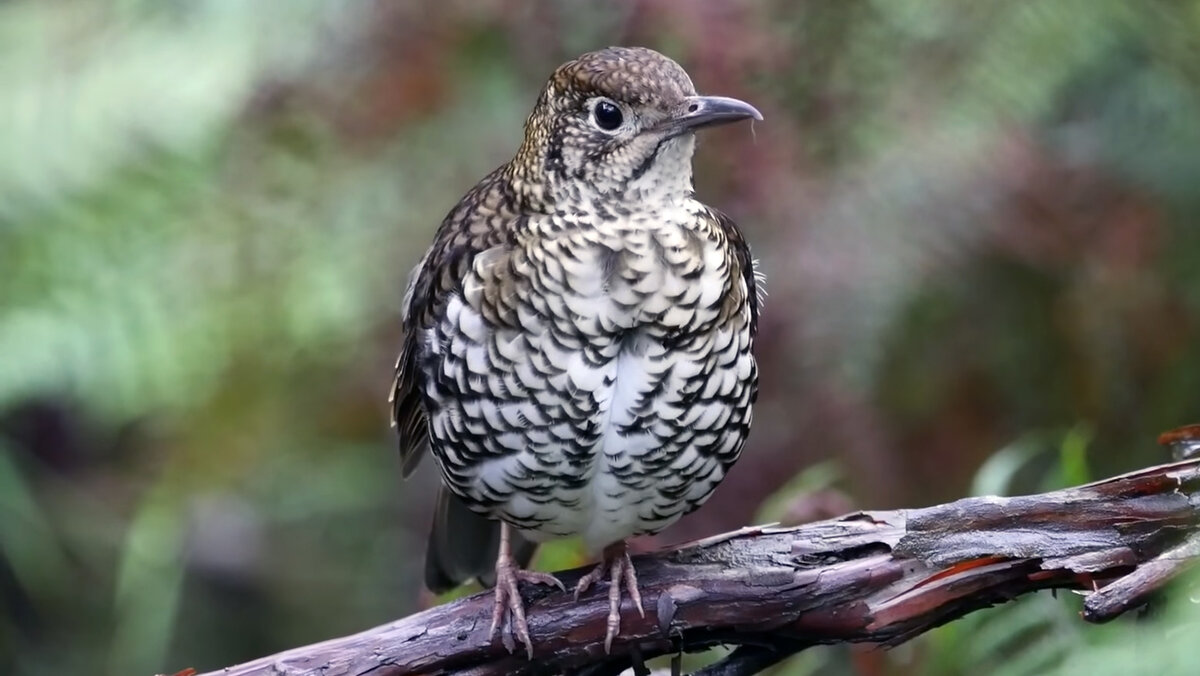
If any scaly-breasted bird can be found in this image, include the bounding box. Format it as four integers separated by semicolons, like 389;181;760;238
391;46;762;656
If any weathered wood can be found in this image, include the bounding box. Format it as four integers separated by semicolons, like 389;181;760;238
187;459;1200;676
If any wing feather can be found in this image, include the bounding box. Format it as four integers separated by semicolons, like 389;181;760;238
389;166;521;478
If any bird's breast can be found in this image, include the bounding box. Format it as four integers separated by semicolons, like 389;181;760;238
425;207;755;550
518;208;733;339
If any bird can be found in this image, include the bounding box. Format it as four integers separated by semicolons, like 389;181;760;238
390;45;762;657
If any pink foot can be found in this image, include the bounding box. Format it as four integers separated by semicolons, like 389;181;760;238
573;540;644;653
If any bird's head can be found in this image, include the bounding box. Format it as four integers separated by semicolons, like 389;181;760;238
509;46;761;208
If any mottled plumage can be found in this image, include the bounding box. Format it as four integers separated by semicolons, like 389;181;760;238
391;46;762;656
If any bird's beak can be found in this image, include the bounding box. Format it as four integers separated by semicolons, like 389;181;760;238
663;95;763;134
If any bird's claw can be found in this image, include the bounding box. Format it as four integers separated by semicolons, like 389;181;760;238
488;562;564;658
573;545;643;653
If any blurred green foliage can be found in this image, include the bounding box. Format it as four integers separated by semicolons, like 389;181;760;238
2;1;1200;675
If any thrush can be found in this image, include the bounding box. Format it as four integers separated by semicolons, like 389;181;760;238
391;45;762;657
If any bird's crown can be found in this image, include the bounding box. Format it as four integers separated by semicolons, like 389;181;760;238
551;46;697;111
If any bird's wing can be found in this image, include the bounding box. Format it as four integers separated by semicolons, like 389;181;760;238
391;252;434;479
709;206;763;336
390;168;519;478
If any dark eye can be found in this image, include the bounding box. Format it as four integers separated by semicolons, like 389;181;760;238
591;99;623;131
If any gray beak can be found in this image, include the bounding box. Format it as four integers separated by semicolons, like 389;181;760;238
666;95;763;134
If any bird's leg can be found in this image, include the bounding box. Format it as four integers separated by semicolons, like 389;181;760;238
488;522;564;658
573;540;645;652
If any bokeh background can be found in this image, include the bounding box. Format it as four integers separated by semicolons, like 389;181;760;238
3;1;1200;675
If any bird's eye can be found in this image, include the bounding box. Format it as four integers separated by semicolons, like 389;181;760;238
591;99;624;131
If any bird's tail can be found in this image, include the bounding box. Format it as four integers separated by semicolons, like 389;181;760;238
424;488;538;593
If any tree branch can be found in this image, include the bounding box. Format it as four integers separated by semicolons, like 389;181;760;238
188;459;1200;676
